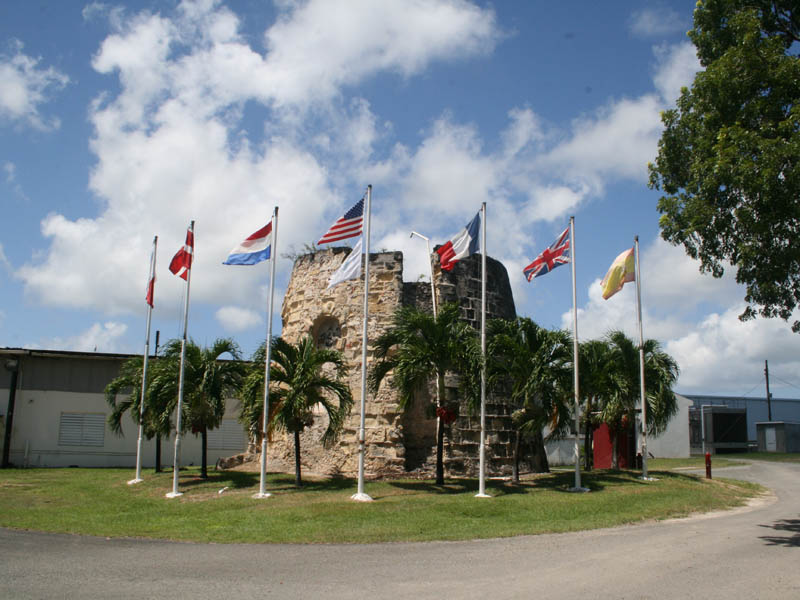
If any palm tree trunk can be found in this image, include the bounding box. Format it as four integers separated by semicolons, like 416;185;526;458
201;427;208;478
512;430;521;484
583;424;594;471
530;429;549;473
611;432;619;470
294;429;302;487
435;373;446;485
155;435;162;473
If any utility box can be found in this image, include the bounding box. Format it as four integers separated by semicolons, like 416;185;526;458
690;406;748;455
756;422;800;453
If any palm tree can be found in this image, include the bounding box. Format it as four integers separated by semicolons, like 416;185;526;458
602;330;680;469
243;336;353;487
577;339;615;471
150;338;247;478
105;355;172;473
487;318;572;482
369;303;479;485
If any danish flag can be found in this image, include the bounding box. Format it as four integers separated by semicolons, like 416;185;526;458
169;223;194;280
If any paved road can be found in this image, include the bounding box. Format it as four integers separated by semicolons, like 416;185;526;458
2;461;798;599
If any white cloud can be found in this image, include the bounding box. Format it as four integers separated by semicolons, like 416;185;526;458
0;40;69;130
18;0;501;319
216;305;263;333
3;161;14;182
629;6;686;38
639;238;740;312
653;42;700;105
28;321;129;353
0;242;9;271
666;306;800;395
542;95;663;185
562;235;800;395
261;0;500;107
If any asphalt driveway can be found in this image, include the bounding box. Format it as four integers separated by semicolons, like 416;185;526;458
1;460;798;599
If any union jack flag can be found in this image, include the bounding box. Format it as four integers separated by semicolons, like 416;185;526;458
523;226;570;281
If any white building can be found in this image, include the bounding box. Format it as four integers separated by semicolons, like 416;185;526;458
644;393;692;459
0;348;247;468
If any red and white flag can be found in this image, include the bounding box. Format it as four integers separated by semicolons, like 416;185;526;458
145;236;157;306
169;223;194;280
436;211;481;271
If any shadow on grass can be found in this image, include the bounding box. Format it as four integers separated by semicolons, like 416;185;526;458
177;470;261;490
759;518;800;547
168;467;700;497
265;474;355;493
383;470;668;496
173;470;357;493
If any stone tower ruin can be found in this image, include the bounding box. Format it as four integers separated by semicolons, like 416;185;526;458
266;246;518;478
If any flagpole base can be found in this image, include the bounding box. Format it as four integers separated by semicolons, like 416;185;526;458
474;492;491;498
127;478;144;485
253;492;272;499
638;476;658;482
568;487;590;493
165;491;184;498
350;492;373;502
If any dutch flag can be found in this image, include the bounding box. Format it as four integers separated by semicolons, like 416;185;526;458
223;221;272;266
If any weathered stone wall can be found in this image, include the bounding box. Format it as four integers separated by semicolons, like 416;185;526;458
266;246;519;479
271;247;408;477
433;251;518;476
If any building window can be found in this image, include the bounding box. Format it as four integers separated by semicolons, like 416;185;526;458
58;413;105;447
207;419;246;451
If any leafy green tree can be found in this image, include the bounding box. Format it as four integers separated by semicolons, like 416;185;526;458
149;338;247;478
577;339;615;471
602;331;680;469
369;303;479;486
105;355;172;473
648;0;800;331
243;336;353;487
487;318;572;482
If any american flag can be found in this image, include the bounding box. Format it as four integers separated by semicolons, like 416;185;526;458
523;226;570;281
169;223;194;280
317;198;364;245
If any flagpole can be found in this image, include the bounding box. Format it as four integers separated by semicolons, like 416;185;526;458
569;216;588;492
352;186;373;502
129;236;157;485
167;221;193;498
256;208;278;499
634;236;651;480
476;202;490;498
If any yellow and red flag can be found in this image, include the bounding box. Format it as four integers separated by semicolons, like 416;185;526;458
601;247;635;299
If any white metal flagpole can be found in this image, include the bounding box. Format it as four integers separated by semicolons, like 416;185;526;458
634;236;652;481
476;202;490;498
129;235;157;485
167;221;193;499
256;207;278;499
569;216;588;493
352;186;373;502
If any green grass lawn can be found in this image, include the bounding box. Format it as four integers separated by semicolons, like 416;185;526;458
648;457;744;470
740;452;800;463
0;467;762;544
649;453;800;470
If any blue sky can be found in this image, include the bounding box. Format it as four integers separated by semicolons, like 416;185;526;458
1;0;798;398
